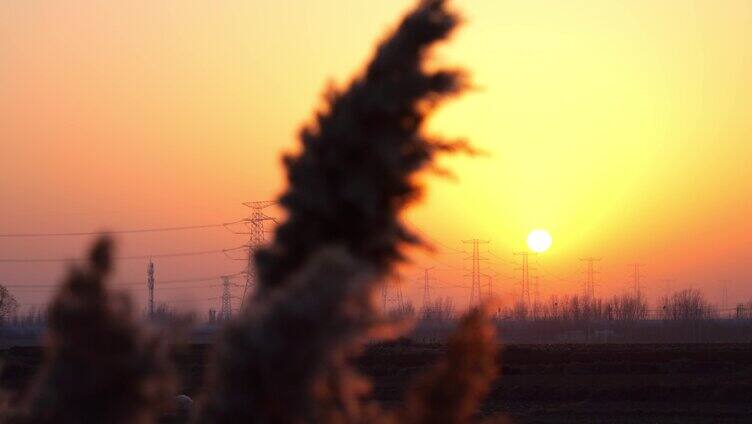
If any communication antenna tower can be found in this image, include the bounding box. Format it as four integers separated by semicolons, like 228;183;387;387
147;259;155;319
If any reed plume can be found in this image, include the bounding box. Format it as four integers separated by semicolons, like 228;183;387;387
5;237;174;424
196;247;387;423
398;309;498;424
255;0;469;294
199;1;500;423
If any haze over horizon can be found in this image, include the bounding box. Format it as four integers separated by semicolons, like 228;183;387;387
2;0;751;312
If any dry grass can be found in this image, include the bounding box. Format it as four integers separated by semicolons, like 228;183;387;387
1;2;499;423
3;238;174;423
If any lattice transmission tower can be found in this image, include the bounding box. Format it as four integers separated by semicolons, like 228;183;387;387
463;239;489;307
580;257;600;299
628;263;643;297
225;201;276;309
219;276;233;320
381;275;404;314
514;251;536;310
533;275;541;318
421;267;434;313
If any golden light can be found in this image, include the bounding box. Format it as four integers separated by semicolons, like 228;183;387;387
527;229;552;253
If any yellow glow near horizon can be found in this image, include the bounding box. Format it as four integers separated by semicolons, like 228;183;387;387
2;0;752;308
527;230;553;253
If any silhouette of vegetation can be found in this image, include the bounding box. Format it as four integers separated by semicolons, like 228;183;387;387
421;297;456;322
500;293;648;322
195;247;387;423
3;238;175;423
389;300;417;320
3;1;499;423
660;289;717;320
0;286;18;325
398;309;497;424
197;0;498;422
255;0;470;294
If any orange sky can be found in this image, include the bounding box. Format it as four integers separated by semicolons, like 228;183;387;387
2;0;751;313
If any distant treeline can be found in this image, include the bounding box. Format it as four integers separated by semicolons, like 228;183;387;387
404;289;752;344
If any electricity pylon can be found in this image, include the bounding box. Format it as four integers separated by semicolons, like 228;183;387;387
720;280;730;311
463;239;489;307
225;201;276;310
533;275;541;318
628;263;643;297
580;257;600;299
421;267;434;312
220;276;233;320
514;251;536;310
381;275;404;314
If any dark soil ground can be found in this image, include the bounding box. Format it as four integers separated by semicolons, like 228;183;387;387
2;342;752;423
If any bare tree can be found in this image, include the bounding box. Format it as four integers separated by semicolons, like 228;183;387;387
0;285;19;324
660;289;716;321
421;297;455;322
606;293;648;322
390;299;416;320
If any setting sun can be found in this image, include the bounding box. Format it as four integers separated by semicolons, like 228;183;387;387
527;229;552;253
3;1;752;420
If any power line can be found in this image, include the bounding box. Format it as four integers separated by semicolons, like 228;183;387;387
7;283;220;292
487;249;516;265
0;221;242;238
0;248;233;263
9;285;225;295
2;274;240;289
117;273;241;286
405;219;464;254
416;254;464;273
162;298;215;304
535;259;579;285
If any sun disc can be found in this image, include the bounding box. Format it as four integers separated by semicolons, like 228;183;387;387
527;229;552;253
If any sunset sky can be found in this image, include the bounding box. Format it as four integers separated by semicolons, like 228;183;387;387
2;0;751;313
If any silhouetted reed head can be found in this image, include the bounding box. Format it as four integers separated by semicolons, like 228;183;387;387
199;1;500;423
6;237;174;424
255;0;470;294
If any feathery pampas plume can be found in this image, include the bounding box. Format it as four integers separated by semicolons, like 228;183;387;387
4;237;174;424
398;308;498;424
196;247;389;423
198;1;499;423
255;0;469;293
